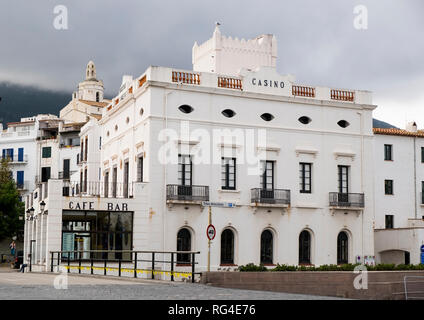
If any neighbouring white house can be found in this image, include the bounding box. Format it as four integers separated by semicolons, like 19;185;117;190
23;26;378;274
373;122;424;265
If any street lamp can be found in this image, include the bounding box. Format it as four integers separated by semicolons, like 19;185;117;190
40;201;46;214
29;207;35;220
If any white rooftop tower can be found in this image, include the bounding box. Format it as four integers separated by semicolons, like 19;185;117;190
75;61;104;102
192;25;278;76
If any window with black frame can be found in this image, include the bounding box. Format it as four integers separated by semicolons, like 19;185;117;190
299;163;312;193
221;157;236;190
260;230;273;264
137;156;144;182
221;229;234;265
178;155;192;198
384;144;393;161
299;230;311;265
177;228;191;264
385;215;394;229
385;179;393;195
260;161;274;190
337;231;349;264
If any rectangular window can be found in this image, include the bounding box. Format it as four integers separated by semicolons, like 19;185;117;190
422;181;424;205
2;148;14;160
385;179;393;195
178;155;192;186
41;167;51;182
421;147;424;163
63;159;70;179
384;144;393;161
299;163;312;193
260;160;274;190
16;171;24;188
112;167;117;197
385;215;394;229
137;156;144;182
42;147;51;158
221;158;236;190
123;160;129;198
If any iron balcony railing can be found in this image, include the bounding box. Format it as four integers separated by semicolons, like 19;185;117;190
166;185;209;202
251;188;291;205
1;155;28;163
58;171;77;180
329;192;364;208
16;181;30;190
62;181;134;199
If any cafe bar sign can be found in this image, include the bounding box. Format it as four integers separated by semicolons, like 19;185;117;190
67;200;129;211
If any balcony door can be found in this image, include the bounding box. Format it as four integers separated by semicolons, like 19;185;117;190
260;161;274;200
63;159;70;179
178;155;192;197
18;148;24;162
338;165;349;203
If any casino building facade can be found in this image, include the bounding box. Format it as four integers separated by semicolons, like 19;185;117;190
24;26;381;272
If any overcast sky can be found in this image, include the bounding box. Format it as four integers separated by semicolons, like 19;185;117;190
1;0;423;128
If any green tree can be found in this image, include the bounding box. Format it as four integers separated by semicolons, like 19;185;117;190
0;158;24;240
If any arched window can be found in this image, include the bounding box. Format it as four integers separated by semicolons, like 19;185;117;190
260;230;273;264
96;92;100;102
299;230;311;265
177;228;191;264
337;231;349;264
221;229;234;265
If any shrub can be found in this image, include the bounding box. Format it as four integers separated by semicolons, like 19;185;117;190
272;264;298;271
238;263;268;272
237;262;424;272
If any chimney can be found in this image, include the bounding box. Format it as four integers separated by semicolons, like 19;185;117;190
406;121;418;133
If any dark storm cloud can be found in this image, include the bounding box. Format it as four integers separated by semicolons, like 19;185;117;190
0;0;423;127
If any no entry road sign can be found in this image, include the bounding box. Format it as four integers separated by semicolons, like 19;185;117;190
207;224;216;241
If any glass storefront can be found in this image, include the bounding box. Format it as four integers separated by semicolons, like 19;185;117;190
62;210;133;261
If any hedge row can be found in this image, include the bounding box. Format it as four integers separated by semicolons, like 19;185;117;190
238;263;424;272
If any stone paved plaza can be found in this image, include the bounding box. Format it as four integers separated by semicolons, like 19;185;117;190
0;268;341;300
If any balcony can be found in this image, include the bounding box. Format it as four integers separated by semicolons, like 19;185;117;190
62;181;134;199
2;155;28;164
16;181;30;191
250;188;291;211
58;171;77;180
329;192;364;210
166;185;209;206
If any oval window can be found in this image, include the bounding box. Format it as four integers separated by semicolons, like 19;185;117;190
222;109;236;118
298;116;312;125
260;113;274;121
337;120;350;128
178;105;194;114
139;108;144;116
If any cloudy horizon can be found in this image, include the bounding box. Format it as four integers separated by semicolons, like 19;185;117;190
1;0;423;128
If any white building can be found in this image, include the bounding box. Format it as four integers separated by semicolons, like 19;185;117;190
0;114;59;199
373;123;424;265
24;27;378;273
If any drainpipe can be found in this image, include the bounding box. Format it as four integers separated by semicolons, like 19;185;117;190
414;136;417;219
163;89;173;252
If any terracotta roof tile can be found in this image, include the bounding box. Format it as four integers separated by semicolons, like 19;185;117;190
78;99;109;107
373;128;424;137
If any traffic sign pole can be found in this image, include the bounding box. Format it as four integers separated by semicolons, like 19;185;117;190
208;206;211;272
